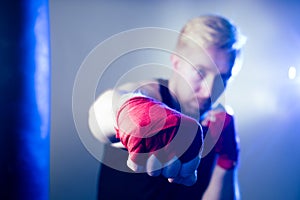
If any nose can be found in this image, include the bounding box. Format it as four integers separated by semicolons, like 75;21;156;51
199;76;214;99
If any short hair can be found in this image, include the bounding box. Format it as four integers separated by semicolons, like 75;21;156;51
176;15;245;53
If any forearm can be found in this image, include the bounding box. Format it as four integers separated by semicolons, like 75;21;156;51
89;90;131;143
88;89;146;144
202;165;240;200
89;90;116;143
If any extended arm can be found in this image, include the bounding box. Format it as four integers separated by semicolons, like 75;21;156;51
88;81;161;144
88;81;204;186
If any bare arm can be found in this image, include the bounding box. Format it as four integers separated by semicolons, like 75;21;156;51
202;165;240;200
88;80;161;144
88;89;119;143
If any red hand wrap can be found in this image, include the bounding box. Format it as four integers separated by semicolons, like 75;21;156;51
116;96;203;166
206;111;239;170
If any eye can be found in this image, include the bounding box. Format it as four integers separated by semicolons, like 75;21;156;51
196;69;206;79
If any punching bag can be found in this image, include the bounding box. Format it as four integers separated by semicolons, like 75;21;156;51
0;0;50;199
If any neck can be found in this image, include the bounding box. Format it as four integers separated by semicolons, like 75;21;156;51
168;77;207;120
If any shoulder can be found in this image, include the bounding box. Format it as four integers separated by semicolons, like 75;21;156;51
201;104;234;128
117;79;164;102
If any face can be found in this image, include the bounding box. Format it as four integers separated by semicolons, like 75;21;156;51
171;47;235;117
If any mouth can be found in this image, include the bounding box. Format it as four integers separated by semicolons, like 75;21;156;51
181;99;211;118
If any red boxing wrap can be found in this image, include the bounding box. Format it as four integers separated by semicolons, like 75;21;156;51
205;111;239;170
116;96;203;167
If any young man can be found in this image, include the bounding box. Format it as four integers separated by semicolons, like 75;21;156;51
89;15;245;199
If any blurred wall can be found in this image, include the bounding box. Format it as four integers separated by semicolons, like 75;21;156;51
50;0;300;199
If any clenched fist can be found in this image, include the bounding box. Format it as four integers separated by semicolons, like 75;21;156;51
116;96;203;186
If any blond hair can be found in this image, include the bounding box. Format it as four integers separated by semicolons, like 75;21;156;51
176;15;245;52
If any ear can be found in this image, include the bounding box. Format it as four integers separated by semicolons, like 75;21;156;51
170;54;180;70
